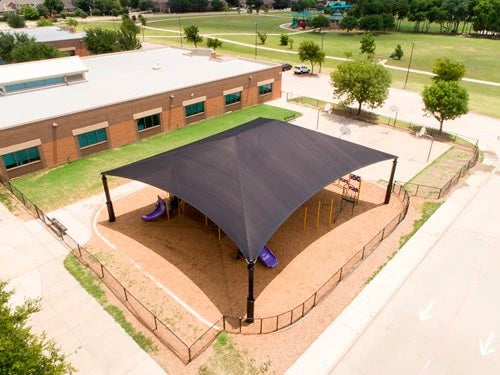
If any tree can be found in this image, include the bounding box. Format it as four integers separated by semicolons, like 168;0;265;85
190;0;209;11
36;4;50;17
257;31;268;44
390;44;403;60
74;8;88;18
10;41;65;62
118;15;140;50
66;18;78;27
359;14;383;31
43;0;64;14
298;40;325;74
184;25;203;48
432;57;466;82
169;0;190;12
310;14;330;31
226;0;240;7
422;81;469;133
331;60;391;114
359;32;376;56
0;32;34;62
0;281;74;374
20;6;40;20
273;0;290;9
84;28;121;54
279;33;289;46
138;0;154;10
211;0;224;11
206;37;222;50
6;12;26;28
340;15;359;32
381;13;395;31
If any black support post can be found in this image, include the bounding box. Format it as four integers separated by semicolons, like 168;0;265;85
102;174;116;222
246;261;256;323
385;158;398;204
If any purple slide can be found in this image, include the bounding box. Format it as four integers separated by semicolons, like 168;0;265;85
259;246;278;268
141;196;167;221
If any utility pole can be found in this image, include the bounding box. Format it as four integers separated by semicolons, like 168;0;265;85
404;42;415;89
178;16;183;47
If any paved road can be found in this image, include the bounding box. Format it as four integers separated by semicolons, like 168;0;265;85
0;203;165;374
332;167;500;374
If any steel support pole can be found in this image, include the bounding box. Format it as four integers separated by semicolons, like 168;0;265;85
102;174;115;222
384;158;398;204
246;261;256;323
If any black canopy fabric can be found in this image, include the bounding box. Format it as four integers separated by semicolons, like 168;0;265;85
104;118;395;262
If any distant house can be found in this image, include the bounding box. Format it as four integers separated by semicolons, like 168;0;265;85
0;0;74;12
2;27;89;57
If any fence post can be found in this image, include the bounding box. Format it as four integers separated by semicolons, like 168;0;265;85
339;267;343;281
381;227;386;240
100;264;105;278
361;245;366;259
415;184;420;196
313;292;317;307
188;347;192;363
260;319;263;334
154;315;158;330
223;316;226;331
124;287;128;301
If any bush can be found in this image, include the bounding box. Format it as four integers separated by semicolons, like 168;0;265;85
20;6;40;20
37;16;54;26
359;14;383;31
36;4;50;17
60;10;68;18
279;33;289;46
92;8;102;16
66;18;78;27
6;12;26;28
74;8;88;18
211;0;224;11
390;44;403;60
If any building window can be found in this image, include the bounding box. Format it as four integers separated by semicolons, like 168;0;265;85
225;92;241;105
77;128;107;148
2;147;40;170
185;101;205;117
4;76;65;93
136;113;161;131
258;83;273;96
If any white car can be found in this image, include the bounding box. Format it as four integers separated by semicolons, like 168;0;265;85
293;65;310;74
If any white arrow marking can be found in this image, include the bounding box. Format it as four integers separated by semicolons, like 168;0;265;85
480;332;496;357
419;300;434;321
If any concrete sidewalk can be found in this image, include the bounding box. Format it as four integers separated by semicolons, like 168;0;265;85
0;203;165;375
286;156;497;374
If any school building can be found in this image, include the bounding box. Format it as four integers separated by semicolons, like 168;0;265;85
0;47;282;179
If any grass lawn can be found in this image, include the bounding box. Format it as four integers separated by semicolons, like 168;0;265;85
12;105;300;210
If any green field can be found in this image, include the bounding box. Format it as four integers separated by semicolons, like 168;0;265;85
12;105;300;210
78;13;498;117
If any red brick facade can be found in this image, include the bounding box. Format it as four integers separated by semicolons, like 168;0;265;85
0;66;282;179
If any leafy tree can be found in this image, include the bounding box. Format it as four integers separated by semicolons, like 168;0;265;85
120;0;130;7
288;37;294;49
138;0;154;10
432;57;466;82
184;25;203;47
359;32;376;56
206;37;222;50
331;60;391;114
442;0;469;33
36;4;50;17
66;18;78;27
310;14;330;31
6;12;26;28
169;0;190;12
10;41;66;62
340;15;359;32
190;0;209;11
21;6;40;20
298;40;325;74
257;31;268;44
211;0;224;11
291;0;316;11
37;17;54;26
0;281;75;374
390;44;403;60
359;14;383;31
381;13;395;31
422;81;469;133
226;0;240;7
84;28;121;53
74;8;88;18
118;15;140;50
0;32;33;62
273;0;290;9
44;0;64;14
72;0;93;12
472;0;498;34
393;0;410;30
279;33;289;46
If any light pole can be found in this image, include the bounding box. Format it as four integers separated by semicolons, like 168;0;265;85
178;16;183;47
254;23;258;59
319;32;325;73
404;42;415;89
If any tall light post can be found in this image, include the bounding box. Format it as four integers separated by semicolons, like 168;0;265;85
254;23;258;59
404;42;415;89
178;16;183;47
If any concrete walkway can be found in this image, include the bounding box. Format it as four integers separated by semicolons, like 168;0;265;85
0;203;165;374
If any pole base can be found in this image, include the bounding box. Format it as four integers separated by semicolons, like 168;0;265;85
246;297;255;323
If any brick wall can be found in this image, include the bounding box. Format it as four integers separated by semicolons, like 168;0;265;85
0;66;282;179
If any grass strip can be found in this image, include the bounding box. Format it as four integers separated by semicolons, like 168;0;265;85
63;254;157;353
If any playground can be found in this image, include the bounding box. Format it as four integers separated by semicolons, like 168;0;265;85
89;174;402;344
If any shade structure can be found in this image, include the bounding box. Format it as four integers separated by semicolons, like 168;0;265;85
103;117;396;263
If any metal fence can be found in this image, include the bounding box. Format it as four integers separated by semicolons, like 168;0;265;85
0;175;220;364
222;182;411;334
1;177;410;354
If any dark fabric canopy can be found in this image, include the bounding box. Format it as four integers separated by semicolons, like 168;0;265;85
104;118;395;262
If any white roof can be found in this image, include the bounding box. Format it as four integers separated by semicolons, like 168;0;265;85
0;56;88;86
2;27;85;42
0;47;277;130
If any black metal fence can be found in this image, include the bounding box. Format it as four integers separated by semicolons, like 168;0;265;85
221;182;411;334
1;176;411;358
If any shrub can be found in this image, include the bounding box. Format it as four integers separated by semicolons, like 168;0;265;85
390;44;403;60
37;16;54;26
279;33;289;46
6;12;26;28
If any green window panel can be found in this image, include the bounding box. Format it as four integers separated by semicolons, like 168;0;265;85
185;102;205;117
258;83;273;96
77;128;107;148
136;113;161;131
2;147;40;170
225;92;241;105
